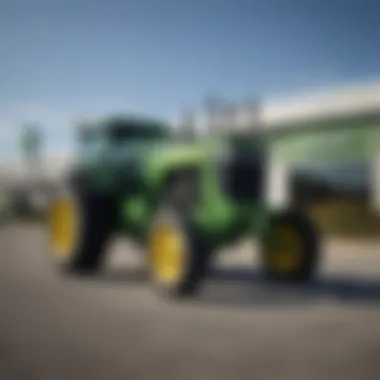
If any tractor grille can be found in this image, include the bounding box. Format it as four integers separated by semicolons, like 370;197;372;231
219;153;266;203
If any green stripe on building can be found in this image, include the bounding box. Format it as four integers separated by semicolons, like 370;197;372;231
270;115;380;164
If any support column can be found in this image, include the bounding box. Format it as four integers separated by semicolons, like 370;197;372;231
266;153;291;209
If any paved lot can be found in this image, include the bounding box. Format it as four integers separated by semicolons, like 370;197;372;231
0;223;380;380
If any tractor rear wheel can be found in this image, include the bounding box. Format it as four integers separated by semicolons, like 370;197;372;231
260;210;321;282
47;190;116;275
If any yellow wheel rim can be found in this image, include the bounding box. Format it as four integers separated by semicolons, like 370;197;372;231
50;199;78;258
149;222;186;285
267;225;302;274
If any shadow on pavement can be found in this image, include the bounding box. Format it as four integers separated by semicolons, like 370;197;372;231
190;267;380;308
71;267;150;285
81;265;380;308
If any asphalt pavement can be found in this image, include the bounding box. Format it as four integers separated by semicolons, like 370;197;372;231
0;223;380;380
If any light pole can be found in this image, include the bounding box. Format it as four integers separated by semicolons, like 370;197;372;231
203;95;226;136
180;109;197;140
244;97;262;132
20;124;43;186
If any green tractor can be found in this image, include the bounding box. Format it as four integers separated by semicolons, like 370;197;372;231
47;114;378;297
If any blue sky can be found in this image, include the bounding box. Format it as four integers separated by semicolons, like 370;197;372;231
1;0;380;158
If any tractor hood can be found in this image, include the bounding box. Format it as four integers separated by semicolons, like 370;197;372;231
142;140;215;189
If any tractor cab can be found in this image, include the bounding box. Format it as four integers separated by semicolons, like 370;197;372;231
76;116;171;164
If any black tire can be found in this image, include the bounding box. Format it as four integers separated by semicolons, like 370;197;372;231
260;209;321;282
48;189;116;275
147;206;212;298
148;171;210;298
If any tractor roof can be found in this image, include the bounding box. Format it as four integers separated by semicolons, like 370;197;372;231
77;115;171;139
101;115;169;131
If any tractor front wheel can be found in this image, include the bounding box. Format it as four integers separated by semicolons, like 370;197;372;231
147;206;211;298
